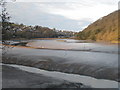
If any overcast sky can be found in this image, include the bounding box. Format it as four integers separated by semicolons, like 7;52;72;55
6;0;119;32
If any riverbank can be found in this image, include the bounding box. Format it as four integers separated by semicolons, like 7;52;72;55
3;64;88;88
2;39;119;88
2;63;118;88
2;46;118;81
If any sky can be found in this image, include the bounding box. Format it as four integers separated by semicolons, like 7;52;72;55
5;0;119;32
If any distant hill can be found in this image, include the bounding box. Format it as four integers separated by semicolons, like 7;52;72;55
77;10;119;43
2;22;75;40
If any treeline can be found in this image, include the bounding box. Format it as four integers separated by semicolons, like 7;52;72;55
77;10;119;42
2;22;75;40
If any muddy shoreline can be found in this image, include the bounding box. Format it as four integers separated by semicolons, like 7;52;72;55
2;39;119;88
3;65;88;88
2;53;118;81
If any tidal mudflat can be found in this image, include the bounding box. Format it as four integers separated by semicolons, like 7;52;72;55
2;39;119;88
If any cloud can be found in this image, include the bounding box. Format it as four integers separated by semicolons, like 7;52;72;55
12;0;119;4
5;0;119;31
7;2;91;31
33;1;118;22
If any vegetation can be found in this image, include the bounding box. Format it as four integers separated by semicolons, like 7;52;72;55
1;22;75;40
77;10;119;42
1;0;75;40
1;0;11;41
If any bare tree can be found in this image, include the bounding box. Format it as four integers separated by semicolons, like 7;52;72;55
0;0;12;55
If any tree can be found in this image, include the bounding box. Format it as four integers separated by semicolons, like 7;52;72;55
0;0;13;54
1;0;11;41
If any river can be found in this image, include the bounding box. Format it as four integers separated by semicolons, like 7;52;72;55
2;39;119;88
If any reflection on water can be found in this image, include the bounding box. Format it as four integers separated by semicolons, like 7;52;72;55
26;39;119;54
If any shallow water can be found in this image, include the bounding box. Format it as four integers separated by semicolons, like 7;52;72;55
26;39;119;54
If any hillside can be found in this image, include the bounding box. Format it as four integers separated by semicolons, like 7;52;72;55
2;22;75;40
77;10;119;42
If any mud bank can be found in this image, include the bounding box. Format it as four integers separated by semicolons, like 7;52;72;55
2;47;118;81
2;65;87;88
2;39;119;82
3;63;118;88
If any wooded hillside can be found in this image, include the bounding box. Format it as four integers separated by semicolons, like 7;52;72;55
2;22;75;40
